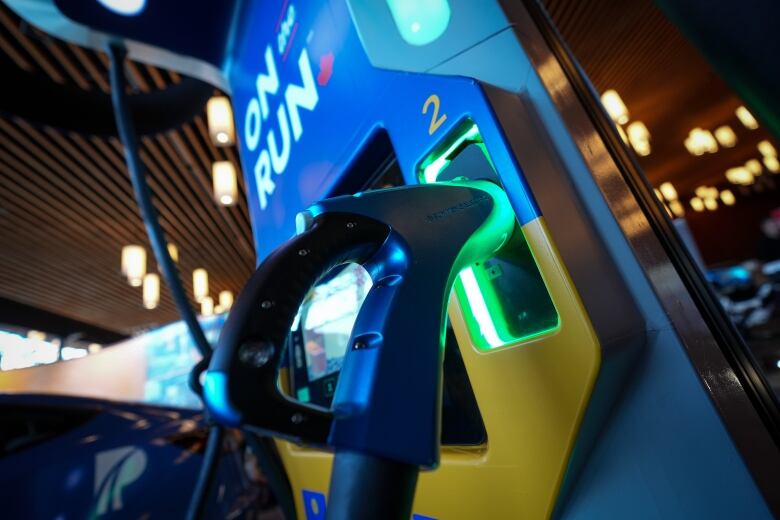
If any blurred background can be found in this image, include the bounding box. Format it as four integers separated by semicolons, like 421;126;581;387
0;0;777;390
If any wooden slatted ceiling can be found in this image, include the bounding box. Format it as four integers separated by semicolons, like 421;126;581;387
1;1;779;335
0;5;254;334
544;0;778;198
544;0;779;264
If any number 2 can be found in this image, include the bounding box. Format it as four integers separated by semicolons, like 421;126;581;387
422;94;447;135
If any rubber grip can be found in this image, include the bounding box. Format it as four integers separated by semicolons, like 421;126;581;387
207;212;390;443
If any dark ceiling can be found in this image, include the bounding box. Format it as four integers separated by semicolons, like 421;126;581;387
544;0;779;264
0;0;778;337
545;0;777;196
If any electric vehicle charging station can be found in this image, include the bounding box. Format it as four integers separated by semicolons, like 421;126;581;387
5;0;779;518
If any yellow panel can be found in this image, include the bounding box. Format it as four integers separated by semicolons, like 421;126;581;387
277;217;601;519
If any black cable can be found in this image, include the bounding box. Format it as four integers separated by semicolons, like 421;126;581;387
187;425;226;520
107;43;220;520
107;44;211;358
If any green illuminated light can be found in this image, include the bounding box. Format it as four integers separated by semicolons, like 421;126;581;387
296;387;310;403
418;120;560;350
423;156;448;183
454;262;560;351
422;124;480;183
459;267;503;347
386;0;451;46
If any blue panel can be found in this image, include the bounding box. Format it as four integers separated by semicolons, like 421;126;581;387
226;0;540;262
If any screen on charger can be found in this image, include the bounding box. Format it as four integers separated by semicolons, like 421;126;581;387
298;264;372;382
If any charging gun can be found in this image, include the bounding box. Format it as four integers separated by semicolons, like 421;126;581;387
204;180;515;519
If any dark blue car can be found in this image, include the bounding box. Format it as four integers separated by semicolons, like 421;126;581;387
0;394;280;519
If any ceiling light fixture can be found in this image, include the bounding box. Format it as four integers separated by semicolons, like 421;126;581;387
193;268;209;303
725;167;754;185
627;121;651;156
219;290;234;311
684;128;718;155
201;296;214;317
206;96;236;146
736;106;759;130
143;273;160;310
714;125;737;148
617;125;629;144
695;186;719;200
745;159;762;175
659;182;677;201
601;90;629;125
167;243;179;263
720;189;736;206
758;140;777;158
121;245;146;287
764;155;780;173
669;200;685;218
212;161;238;206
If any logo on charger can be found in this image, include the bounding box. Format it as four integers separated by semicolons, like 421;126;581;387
425;195;489;222
243;43;318;211
277;4;296;56
302;490;437;520
242;3;332;212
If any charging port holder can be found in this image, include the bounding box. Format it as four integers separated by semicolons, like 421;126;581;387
418;120;559;350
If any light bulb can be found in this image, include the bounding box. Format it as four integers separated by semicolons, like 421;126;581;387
206;96;235;146
121;245;146;287
212;161;238;206
601;90;629;125
193;268;209;303
143;273;160;310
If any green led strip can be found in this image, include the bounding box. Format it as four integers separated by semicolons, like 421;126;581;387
418;120;559;350
457;267;503;347
421;123;480;183
453;264;559;350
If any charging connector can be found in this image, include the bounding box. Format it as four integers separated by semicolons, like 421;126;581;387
418;120;559;350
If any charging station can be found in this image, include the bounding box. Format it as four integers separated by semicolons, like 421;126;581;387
6;0;778;518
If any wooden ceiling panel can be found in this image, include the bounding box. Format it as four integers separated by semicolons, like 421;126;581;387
1;0;778;335
0;4;253;335
545;0;778;200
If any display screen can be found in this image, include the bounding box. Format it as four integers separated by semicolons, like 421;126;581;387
286;262;487;445
298;264;372;382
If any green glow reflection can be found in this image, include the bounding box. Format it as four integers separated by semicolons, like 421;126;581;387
418;120;560;350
